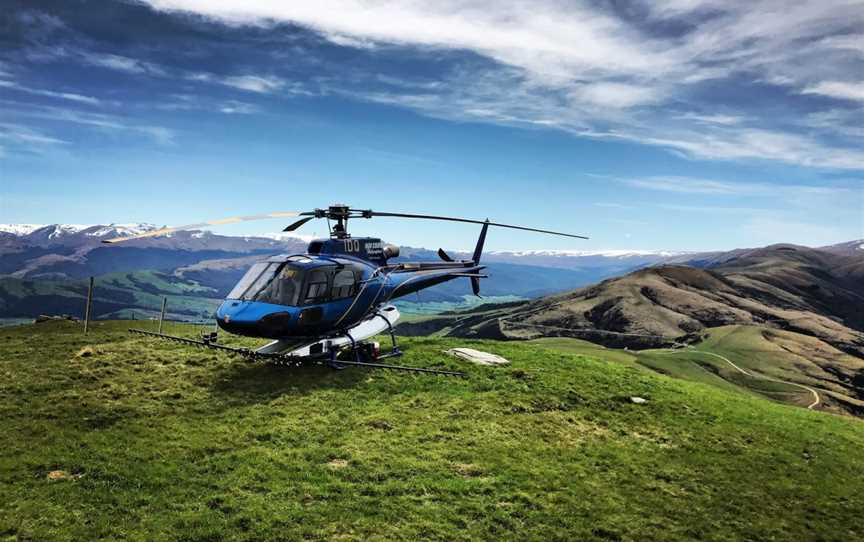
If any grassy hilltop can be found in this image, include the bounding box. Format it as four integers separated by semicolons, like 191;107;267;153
2;321;864;541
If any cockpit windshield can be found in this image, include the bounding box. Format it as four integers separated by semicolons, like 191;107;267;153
227;262;305;306
227;259;362;307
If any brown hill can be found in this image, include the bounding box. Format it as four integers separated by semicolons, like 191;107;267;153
401;244;864;358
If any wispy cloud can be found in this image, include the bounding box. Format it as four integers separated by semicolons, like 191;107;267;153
134;126;176;145
605;176;864;217
137;1;864;169
1;103;176;146
675;113;745;125
0;122;69;145
0;80;99;105
801;81;864;101
155;94;261;115
80;52;166;76
221;75;285;93
0;122;70;157
628;128;864;170
6;1;863;172
186;71;312;95
218;100;260;114
621;176;753;195
568;82;663;109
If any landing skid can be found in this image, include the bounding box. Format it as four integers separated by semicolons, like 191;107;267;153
127;306;463;376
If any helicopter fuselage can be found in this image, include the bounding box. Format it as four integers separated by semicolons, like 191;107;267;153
215;236;484;340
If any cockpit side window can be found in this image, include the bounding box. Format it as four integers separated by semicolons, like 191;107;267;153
331;268;357;299
254;265;303;306
228;262;306;305
303;268;331;305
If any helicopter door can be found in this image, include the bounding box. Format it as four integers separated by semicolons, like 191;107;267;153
302;269;331;305
331;268;358;299
298;268;331;326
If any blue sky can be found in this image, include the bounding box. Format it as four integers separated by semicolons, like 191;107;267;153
1;0;862;251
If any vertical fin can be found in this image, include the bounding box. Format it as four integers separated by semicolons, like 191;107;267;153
471;220;489;296
472;220;489;264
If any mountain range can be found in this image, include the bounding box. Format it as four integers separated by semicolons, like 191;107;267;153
0;223;693;320
401;243;864;349
396;241;864;415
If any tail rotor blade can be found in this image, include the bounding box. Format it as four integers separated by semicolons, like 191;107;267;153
471;276;481;297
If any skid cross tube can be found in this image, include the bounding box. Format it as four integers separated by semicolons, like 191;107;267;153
128;328;463;376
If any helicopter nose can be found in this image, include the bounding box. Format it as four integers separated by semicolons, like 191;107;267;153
216;300;297;338
216;301;259;334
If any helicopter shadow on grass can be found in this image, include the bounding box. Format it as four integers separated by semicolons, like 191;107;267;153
209;358;370;406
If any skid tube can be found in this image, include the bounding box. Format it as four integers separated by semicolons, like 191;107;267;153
128;328;464;376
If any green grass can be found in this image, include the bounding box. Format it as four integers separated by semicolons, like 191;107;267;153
527;337;640;366
2;321;863;541
0;272;221;322
532;326;864;413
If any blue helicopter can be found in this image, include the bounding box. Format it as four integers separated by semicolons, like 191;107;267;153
106;204;586;374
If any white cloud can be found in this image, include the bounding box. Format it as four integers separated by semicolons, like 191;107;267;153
801;81;864;101
675;113;744;125
156;94;261;115
0;80;100;105
1;104;176;147
218;101;260;114
818;35;864;54
633;128;864;170
802;109;864;138
135;126;176;145
569;82;662;109
140;0;864;170
622;176;750;195
616;175;855;199
81;53;166;76
0;123;68;145
146;1;683;83
186;71;308;95
221;75;285;93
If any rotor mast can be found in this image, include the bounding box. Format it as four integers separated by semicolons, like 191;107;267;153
319;203;375;239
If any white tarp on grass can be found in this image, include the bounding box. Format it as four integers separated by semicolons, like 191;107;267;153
445;348;510;366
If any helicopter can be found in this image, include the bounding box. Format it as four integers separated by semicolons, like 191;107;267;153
105;204;587;375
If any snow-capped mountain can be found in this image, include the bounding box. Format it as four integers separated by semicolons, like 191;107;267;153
0;223;309;280
488;249;693;258
0;224;51;236
0;223;160;240
0;223;306;248
472;248;697;270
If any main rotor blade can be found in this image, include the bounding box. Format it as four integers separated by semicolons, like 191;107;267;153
282;216;316;232
369;211;588;239
102;212;304;244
